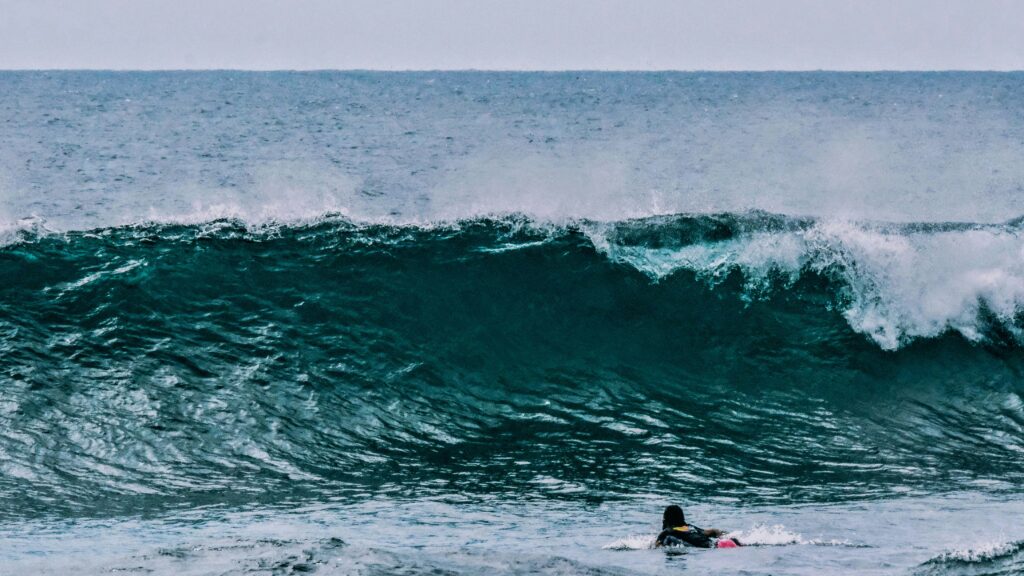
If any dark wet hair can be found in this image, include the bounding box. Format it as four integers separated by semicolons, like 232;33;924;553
662;505;686;529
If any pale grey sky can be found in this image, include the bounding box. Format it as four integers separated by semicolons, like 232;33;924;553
2;0;1023;70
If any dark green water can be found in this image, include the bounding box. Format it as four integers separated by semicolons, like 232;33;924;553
3;216;1023;524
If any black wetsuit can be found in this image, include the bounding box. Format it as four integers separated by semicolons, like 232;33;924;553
655;525;714;548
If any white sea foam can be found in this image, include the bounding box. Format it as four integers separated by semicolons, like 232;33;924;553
0;215;54;248
808;222;1024;349
590;219;1024;350
601;524;848;550
601;534;657;550
928;539;1022;563
726;524;855;547
726;524;807;546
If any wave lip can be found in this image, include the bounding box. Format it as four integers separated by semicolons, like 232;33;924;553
6;208;1024;352
585;211;1024;350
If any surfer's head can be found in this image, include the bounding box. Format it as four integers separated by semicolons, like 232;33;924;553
662;505;685;529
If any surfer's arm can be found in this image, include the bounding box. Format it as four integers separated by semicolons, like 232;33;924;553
703;528;726;537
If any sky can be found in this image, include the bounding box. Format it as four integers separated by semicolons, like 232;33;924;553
1;0;1023;70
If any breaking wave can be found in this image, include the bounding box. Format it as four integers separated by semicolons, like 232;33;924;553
2;211;1024;521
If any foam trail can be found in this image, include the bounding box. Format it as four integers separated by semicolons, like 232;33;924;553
601;524;854;550
602;535;657;550
725;524;858;547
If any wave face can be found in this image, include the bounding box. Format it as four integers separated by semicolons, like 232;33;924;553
3;214;1024;520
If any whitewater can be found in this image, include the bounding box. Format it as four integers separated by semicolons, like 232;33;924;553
2;71;1024;575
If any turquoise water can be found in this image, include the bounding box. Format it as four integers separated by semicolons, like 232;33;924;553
2;72;1024;574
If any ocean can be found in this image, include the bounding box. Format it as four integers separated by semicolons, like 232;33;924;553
1;71;1023;575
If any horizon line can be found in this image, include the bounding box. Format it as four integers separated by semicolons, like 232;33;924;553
3;68;1024;74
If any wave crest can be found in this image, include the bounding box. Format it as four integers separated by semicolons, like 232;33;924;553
585;212;1024;349
5;210;1024;351
917;540;1024;575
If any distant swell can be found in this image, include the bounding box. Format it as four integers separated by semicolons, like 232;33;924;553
2;212;1024;520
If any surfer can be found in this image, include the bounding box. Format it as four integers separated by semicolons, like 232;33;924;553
654;505;741;549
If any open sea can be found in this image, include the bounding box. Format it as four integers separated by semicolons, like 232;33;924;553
2;71;1024;575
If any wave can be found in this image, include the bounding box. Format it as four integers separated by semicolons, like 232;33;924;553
916;540;1024;576
2;212;1024;520
586;212;1024;350
8;210;1023;349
